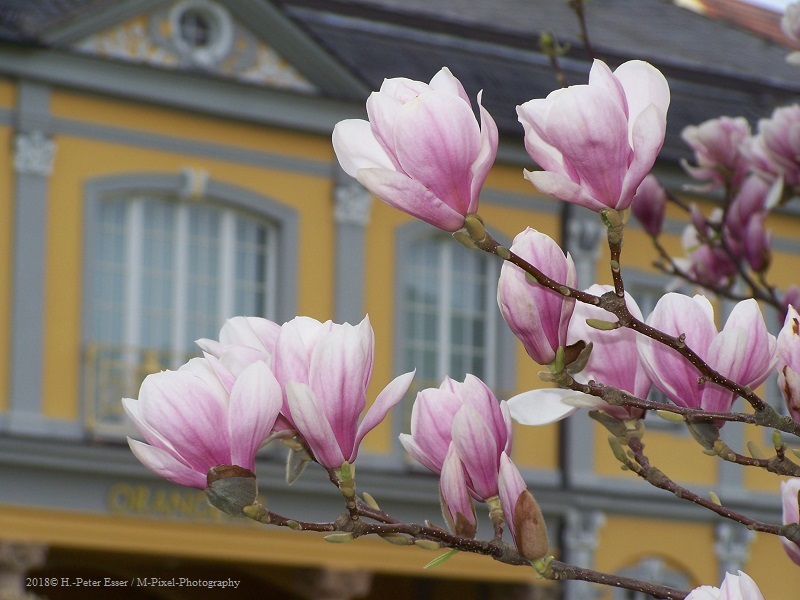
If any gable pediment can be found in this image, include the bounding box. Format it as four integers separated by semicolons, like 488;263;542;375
71;0;319;93
55;0;370;98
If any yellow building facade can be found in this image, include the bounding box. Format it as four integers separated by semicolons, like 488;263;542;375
1;1;799;598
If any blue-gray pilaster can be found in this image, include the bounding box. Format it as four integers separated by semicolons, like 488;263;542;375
562;210;604;488
6;81;60;436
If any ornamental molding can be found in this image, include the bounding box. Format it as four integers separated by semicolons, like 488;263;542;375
73;2;317;93
334;175;372;227
13;131;56;177
714;521;755;577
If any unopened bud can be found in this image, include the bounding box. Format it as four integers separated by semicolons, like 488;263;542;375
585;318;620;331
379;533;411;546
452;228;479;249
205;465;257;517
773;430;786;451
512;490;549;561
656;410;685;423
324;533;355;543
709;491;722;506
464;213;487;242
414;539;442;551
747;441;765;459
362;492;381;511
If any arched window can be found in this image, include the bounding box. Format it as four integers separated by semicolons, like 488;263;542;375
83;174;297;437
613;557;692;600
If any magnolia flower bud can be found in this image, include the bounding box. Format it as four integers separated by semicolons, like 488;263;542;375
497;228;576;365
631;174;666;237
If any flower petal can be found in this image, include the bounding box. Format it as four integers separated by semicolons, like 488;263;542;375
507;388;581;425
352;370;415;462
357;167;466;231
393;89;481;215
333;119;396;177
127;438;207;490
286;382;345;469
228;361;282;470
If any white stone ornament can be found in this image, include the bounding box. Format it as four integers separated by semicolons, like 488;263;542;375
14;131;56;176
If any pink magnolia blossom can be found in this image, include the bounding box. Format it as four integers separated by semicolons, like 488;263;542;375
685;571;764;600
196;316;280;377
637;294;777;415
679;220;738;289
517;59;669;212
400;375;512;500
124;358;282;489
567;285;650;419
332;67;498;231
781;477;800;566
724;176;773;273
777;305;800;421
283;316;414;470
508;285;650;426
631;174;667;237
497;228;576;365
681;116;751;190
757;105;800;187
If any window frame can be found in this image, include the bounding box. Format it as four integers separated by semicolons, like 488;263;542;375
81;173;298;437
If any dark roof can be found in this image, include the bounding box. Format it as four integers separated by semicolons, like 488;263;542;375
0;0;115;43
276;0;800;162
2;0;800;165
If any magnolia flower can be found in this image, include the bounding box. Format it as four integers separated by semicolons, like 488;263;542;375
631;174;667;237
400;375;512;500
679;221;738;289
637;294;777;415
196;316;280;377
724;176;773;273
685;571;764;600
517;59;669;212
124;357;282;490
681;116;751;190
497;228;576;365
282;316;414;470
509;285;650;426
332;67;498;231
498;452;549;561
757;105;800;187
781;477;800;566
777;305;800;421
